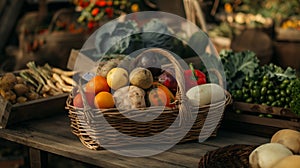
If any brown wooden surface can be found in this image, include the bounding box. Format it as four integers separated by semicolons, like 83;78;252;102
0;93;69;128
223;102;300;137
0;114;269;168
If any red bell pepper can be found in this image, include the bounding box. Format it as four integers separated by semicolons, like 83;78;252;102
184;63;206;89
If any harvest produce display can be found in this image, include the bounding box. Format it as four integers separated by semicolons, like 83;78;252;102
249;129;300;168
220;50;300;115
72;50;226;111
0;61;76;104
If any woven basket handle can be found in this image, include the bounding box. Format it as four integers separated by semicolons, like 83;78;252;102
135;48;192;125
77;79;95;123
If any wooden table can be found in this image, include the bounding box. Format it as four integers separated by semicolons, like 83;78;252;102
0;114;268;168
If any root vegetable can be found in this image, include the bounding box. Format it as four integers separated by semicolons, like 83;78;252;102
17;96;27;103
52;67;77;76
249;143;293;168
26;92;40;100
53;73;65;86
0;73;17;90
56;82;73;93
129;67;153;89
113;86;146;110
16;76;25;84
60;75;76;86
186;83;225;106
106;68;128;90
13;84;29;96
271;129;300;154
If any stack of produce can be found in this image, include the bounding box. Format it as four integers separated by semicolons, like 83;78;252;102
0;61;76;104
72;52;225;110
220;50;300;115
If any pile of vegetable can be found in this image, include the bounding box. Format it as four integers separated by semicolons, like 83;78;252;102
249;129;300;168
0;62;76;104
73;52;225;110
220;50;300;114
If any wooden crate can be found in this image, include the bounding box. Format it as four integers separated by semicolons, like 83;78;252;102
222;102;300;137
0;93;68;128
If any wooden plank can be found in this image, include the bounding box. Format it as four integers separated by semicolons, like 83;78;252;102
276;28;300;42
225;112;300;131
0;93;69;128
0;114;270;168
29;148;48;168
169;143;218;158
0;0;24;52
222;120;281;137
233;102;299;118
0;125;187;167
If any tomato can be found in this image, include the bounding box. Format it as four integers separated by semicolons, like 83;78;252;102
73;92;95;108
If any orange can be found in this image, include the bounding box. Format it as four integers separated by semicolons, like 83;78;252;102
85;76;110;94
94;91;114;109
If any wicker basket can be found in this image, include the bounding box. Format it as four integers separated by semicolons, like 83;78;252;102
66;48;232;150
198;144;257;168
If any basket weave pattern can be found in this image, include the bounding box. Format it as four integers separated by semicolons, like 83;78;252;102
198;144;257;168
66;48;232;150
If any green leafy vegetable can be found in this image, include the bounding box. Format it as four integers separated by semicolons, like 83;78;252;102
290;78;300;115
260;63;297;81
95;20;139;55
220;50;260;90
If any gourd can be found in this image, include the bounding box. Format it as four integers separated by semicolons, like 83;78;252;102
186;83;225;106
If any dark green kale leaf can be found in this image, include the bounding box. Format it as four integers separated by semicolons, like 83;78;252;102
95;20;140;55
220;50;260;91
260;63;297;81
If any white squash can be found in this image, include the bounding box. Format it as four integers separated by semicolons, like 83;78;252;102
249;143;293;168
186;83;225;106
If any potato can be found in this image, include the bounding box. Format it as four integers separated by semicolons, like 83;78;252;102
271;129;300;154
106;68;128;90
249;143;293;168
0;73;17;90
186;83;225;106
129;67;153;89
13;83;29;96
273;155;300;168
